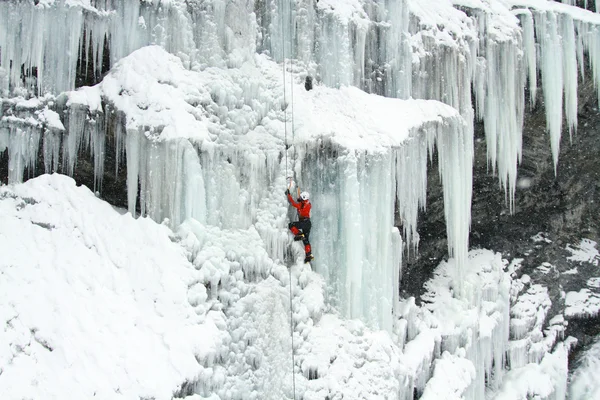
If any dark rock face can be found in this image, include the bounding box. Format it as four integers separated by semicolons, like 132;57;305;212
404;78;600;363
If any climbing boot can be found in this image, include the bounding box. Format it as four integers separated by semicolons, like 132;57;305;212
294;233;305;241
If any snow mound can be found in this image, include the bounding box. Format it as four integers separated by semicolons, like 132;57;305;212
0;174;218;400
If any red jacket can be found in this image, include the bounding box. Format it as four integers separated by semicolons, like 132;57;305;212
287;193;311;219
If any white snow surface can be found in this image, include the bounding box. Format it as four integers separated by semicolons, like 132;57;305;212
0;174;213;400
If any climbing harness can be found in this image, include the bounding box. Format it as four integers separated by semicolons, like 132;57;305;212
281;2;297;399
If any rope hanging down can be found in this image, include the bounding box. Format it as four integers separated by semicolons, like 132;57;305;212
281;2;297;399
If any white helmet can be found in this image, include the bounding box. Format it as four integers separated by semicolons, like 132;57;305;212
300;191;310;201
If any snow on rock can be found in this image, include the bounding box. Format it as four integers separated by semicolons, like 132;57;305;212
0;174;217;400
566;238;600;266
565;289;600;318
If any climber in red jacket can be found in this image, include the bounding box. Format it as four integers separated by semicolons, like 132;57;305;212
286;188;314;263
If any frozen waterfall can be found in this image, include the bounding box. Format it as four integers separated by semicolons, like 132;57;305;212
3;0;600;398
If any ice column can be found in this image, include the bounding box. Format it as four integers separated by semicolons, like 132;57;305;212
394;128;432;255
298;144;397;331
435;120;473;292
368;0;412;99
299;113;471;328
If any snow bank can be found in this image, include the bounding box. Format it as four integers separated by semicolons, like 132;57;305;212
0;174;220;400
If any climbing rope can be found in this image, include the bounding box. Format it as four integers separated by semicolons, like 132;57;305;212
281;2;297;399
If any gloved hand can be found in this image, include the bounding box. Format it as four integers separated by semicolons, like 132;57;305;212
285;189;290;195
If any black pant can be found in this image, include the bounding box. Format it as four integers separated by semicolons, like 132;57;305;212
289;219;311;246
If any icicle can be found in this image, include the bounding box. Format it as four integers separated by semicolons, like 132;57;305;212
483;38;525;211
516;10;538;107
561;14;578;140
575;21;586;83
63;106;86;176
535;11;564;173
6;125;41;184
125;128;141;216
90;115;106;192
435;118;473;294
395;131;430;256
42;130;61;174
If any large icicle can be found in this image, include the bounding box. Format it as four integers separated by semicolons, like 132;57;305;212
561;13;578;139
515;10;538;107
482;38;525;211
535;10;564;173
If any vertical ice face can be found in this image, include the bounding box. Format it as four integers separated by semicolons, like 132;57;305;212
256;0;413;97
296;145;398;329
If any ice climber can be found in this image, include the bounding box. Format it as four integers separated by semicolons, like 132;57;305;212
285;188;314;263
